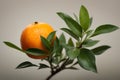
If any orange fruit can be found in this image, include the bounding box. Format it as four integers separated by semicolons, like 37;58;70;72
20;22;55;59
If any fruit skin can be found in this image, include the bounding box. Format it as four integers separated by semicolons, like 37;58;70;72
20;22;55;59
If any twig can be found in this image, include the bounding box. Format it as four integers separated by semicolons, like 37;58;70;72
46;58;69;80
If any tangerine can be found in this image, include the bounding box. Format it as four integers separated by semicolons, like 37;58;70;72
20;22;55;59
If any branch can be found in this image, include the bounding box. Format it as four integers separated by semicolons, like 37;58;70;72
46;58;69;80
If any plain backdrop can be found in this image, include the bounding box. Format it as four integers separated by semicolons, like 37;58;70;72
0;0;120;80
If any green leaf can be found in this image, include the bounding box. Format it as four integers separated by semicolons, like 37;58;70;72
67;48;80;60
89;17;93;27
53;37;59;50
26;48;46;56
68;38;74;47
38;63;49;69
59;33;66;45
52;56;62;64
83;39;99;47
53;37;59;53
86;30;94;38
3;41;24;52
53;37;63;55
16;61;38;69
80;5;90;31
77;48;97;73
92;45;111;55
57;12;82;37
40;36;51;50
47;31;56;42
65;59;74;66
64;44;73;53
61;28;79;40
92;24;119;37
66;67;79;70
73;13;80;24
66;18;82;37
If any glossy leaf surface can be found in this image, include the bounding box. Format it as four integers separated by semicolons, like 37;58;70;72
92;24;119;37
77;48;97;73
80;5;90;31
16;61;37;69
92;45;111;55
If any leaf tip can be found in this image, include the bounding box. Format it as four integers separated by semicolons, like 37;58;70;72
56;12;62;15
81;5;84;8
80;5;87;11
3;41;8;44
93;70;98;73
92;67;98;73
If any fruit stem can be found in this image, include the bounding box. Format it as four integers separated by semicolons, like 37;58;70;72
34;21;38;24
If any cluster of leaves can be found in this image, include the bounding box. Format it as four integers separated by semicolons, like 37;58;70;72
4;5;119;80
56;5;119;72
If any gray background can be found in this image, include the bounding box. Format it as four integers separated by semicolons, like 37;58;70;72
0;0;120;80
